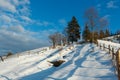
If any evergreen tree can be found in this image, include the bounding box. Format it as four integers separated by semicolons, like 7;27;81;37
116;30;120;35
105;29;110;37
99;30;105;39
94;31;99;43
82;24;90;42
66;16;80;43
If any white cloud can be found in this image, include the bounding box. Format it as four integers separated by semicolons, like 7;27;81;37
101;15;110;20
21;16;33;23
12;0;30;6
12;0;19;6
19;0;30;5
0;0;16;13
9;25;25;33
59;19;67;24
18;3;31;16
0;15;11;23
36;21;55;27
43;21;50;26
0;26;51;56
107;1;119;8
42;21;55;27
0;0;32;26
58;19;67;26
0;0;51;55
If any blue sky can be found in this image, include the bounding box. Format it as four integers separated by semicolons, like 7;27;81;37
29;0;120;32
0;0;120;55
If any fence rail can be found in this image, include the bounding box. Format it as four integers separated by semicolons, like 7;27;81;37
97;41;120;80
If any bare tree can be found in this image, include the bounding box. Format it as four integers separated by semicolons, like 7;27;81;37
61;35;67;46
49;32;65;48
99;17;109;32
49;33;57;48
84;7;98;43
84;7;108;43
55;32;62;46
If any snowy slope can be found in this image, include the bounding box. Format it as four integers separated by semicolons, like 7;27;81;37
98;40;120;52
103;34;120;43
0;44;117;80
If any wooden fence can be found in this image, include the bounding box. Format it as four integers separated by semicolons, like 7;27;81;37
97;42;120;80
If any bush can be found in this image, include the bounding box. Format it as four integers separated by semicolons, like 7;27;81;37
6;52;13;57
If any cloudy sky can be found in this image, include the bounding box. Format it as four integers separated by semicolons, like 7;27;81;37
0;0;120;55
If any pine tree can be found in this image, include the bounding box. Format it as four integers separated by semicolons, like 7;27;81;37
99;30;105;39
66;16;80;43
116;30;120;35
105;29;110;37
82;24;90;42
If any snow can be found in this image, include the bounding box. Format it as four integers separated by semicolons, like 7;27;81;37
0;44;117;80
98;40;120;52
103;34;120;43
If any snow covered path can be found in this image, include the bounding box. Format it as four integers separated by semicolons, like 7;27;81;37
44;44;117;80
0;44;117;80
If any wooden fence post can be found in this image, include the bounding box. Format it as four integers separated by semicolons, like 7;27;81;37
116;49;120;80
118;49;120;80
108;45;111;54
100;44;101;49
112;48;114;53
112;48;114;59
103;44;105;50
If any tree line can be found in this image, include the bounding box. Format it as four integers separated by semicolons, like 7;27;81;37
49;7;112;48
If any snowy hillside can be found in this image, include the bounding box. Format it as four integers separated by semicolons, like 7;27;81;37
98;40;120;52
103;34;120;43
0;44;117;80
